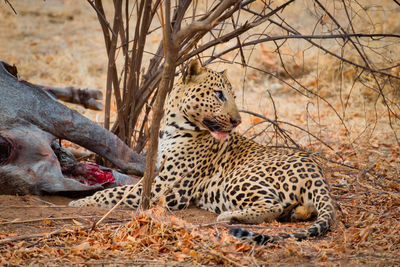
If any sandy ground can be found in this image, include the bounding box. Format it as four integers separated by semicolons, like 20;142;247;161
0;195;217;236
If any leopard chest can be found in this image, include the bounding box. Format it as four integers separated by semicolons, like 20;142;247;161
158;131;218;177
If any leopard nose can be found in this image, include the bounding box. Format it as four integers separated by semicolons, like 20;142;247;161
230;117;241;127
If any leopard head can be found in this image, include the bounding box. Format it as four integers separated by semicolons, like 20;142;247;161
178;60;241;141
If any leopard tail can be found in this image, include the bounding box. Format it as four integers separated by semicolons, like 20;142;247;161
229;198;335;245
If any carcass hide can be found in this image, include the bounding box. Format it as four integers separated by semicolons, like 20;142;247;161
0;61;145;195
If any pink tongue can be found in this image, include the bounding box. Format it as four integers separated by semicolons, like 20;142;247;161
211;131;228;141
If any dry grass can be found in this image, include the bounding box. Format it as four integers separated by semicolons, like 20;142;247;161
0;0;399;265
0;192;399;266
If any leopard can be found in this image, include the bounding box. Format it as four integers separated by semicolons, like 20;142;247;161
69;60;335;244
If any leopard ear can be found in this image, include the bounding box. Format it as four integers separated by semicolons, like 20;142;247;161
183;60;204;84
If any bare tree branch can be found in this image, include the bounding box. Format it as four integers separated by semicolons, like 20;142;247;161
239;110;335;151
89;0;400;207
174;0;237;44
4;0;17;14
141;0;178;210
88;0;116;37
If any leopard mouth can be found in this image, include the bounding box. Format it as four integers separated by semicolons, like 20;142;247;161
202;119;231;141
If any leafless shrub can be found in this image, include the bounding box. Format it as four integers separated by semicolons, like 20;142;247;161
88;0;400;208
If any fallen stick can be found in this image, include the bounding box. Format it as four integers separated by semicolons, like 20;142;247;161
39;85;103;110
0;205;69;209
0;216;86;225
0;227;66;246
0;216;134;226
0;219;133;246
31;197;57;206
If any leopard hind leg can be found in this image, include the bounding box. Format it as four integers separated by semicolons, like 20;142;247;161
217;200;283;224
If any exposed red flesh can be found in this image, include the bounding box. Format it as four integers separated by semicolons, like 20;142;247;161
65;163;115;186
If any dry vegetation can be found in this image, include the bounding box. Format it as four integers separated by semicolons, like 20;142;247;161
0;0;400;265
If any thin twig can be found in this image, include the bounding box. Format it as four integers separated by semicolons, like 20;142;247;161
0;227;67;246
0;205;68;209
190;221;230;229
267;18;400;80
204;33;400;80
87;0;116;36
93;177;144;229
181;0;297;65
31;197;57;206
313;0;400;144
0;217;85;225
239;109;300;148
4;0;17;14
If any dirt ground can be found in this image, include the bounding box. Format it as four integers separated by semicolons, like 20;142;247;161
0;195;217;235
1;0;400;266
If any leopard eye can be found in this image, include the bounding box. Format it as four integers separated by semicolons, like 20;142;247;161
214;90;226;102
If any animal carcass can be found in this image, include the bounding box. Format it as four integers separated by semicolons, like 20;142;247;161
0;61;145;195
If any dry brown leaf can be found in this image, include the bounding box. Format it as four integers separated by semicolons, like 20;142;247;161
72;219;83;226
41;219;53;226
74;241;91;251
